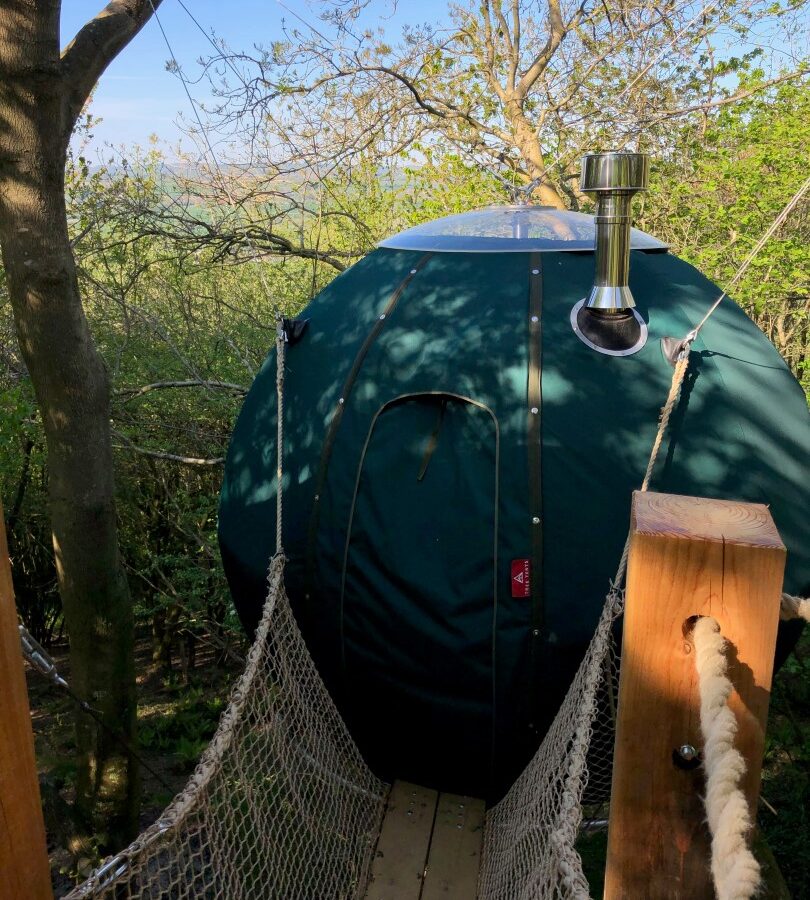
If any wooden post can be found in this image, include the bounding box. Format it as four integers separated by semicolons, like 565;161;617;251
604;492;785;899
0;499;53;899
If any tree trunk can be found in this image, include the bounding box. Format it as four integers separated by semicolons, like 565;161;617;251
505;100;566;208
0;0;161;848
152;602;181;673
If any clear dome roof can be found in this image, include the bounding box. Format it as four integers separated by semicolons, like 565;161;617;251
378;205;668;253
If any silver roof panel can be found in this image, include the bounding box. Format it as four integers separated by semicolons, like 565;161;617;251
378;205;668;253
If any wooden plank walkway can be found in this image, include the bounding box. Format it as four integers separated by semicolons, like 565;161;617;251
364;780;485;899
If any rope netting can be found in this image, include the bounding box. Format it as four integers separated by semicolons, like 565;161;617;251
478;588;623;899
64;556;624;900
67;556;387;899
64;561;809;899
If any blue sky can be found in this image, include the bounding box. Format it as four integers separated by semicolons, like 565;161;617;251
61;1;442;158
62;1;805;160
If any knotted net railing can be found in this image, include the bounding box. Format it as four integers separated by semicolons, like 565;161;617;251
479;590;623;899
67;552;623;899
67;555;387;899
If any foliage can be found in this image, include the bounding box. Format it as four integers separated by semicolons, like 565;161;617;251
403;153;504;222
139;681;226;770
639;75;810;389
2;52;807;732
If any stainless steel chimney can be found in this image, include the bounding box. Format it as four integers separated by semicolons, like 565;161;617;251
581;152;649;311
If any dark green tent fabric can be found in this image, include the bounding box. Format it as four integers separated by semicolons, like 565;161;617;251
341;394;498;790
219;245;810;800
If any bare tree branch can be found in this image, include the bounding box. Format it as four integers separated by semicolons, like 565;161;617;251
113;430;224;466
641;68;809;124
116;380;248;402
60;0;163;134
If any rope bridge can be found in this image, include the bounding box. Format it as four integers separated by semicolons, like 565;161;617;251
60;536;805;898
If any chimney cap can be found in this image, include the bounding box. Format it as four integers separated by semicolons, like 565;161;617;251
581;152;649;194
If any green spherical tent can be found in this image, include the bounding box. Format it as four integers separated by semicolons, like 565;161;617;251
218;206;810;800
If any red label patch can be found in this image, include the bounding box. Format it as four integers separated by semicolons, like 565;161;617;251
511;559;531;598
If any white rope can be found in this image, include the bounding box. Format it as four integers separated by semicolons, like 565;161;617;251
780;592;810;622
692;617;761;900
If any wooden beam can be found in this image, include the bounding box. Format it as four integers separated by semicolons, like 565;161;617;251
364;781;438;899
604;491;785;899
422;791;485;899
0;499;53;900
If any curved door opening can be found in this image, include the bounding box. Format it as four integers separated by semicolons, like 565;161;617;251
341;393;499;794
